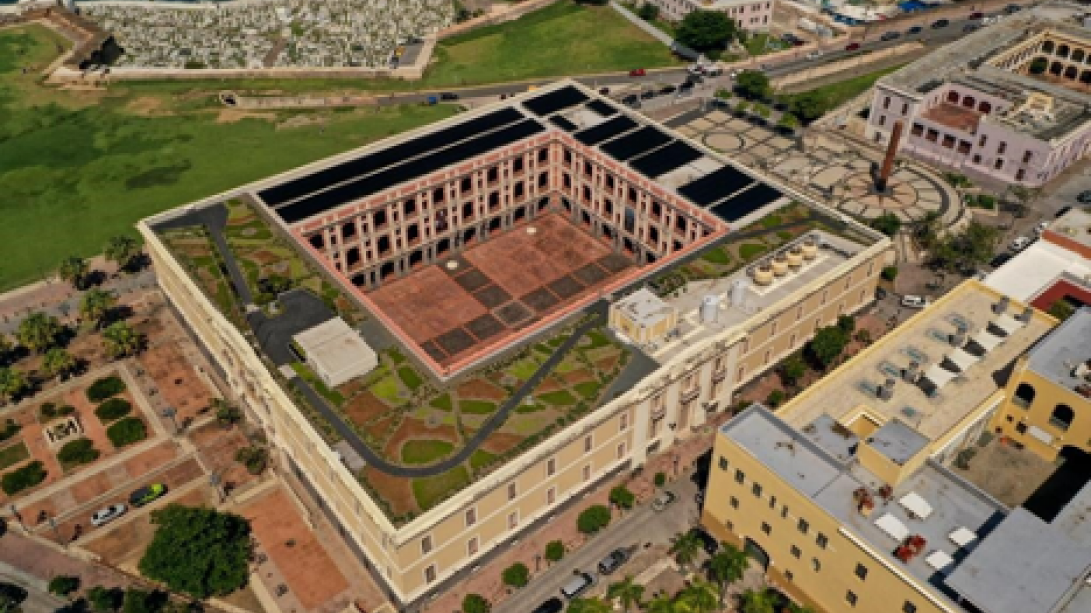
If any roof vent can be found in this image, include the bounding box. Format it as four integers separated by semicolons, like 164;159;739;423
993;296;1010;315
878;378;896;401
951;329;968;348
903;361;921;383
1016;305;1034;323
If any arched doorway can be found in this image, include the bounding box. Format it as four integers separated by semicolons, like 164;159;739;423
744;537;771;571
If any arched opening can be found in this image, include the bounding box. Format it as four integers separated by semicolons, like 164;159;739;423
408;250;424;270
1042;40;1055;53
488;217;502;233
1014;383;1036;408
979;101;992;114
350;273;366;287
513;207;526;224
1051;404;1075;431
1082;70;1091;84
379;262;397;281
436;238;451;258
962;96;977;109
946;90;960;104
1057;44;1070;59
1065;65;1079;79
1050;61;1065;75
744;538;771;571
1073;49;1086;62
463;227;477;247
581;210;592;228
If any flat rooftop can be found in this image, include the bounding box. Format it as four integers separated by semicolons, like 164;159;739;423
1049;206;1091;251
724;406;1008;601
1025;307;1091;392
781;280;1054;441
984;239;1091;302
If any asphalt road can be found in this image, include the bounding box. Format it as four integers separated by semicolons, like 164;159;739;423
495;471;702;613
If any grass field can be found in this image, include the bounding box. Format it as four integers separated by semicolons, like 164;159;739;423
0;26;458;291
118;2;679;97
781;64;905;110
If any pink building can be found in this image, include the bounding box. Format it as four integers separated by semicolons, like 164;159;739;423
645;0;774;31
866;7;1091;187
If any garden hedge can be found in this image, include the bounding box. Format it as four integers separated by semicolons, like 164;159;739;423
87;375;127;402
107;417;147;448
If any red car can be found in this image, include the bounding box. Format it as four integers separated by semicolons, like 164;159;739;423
845;42;861;51
969;11;984;19
629;68;647;77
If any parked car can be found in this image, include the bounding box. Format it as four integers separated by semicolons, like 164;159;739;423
651;490;677;512
679;81;695;92
705;66;723;77
969;11;984;19
901;295;931;309
781;33;802;46
621;94;639;106
640;89;656;100
91;504;127;527
532;598;564;613
906;25;923;35
599;87;610;95
439;92;459;101
1055;206;1073;217
963;23;981;33
659;85;677;95
688;527;719;555
129;483;167;508
560;572;596;600
880;31;901;41
598;548;631;575
805;49;823;60
688;63;706;76
845;42;861;51
1076;190;1091;204
989;253;1012;268
688;73;704;83
1004;4;1023;14
931;19;950;28
1010;235;1032;251
629;68;647;77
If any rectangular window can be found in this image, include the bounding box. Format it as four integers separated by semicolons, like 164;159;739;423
468;537;479;556
617;442;626;459
816;534;828;549
719;456;729;471
911;123;924;137
508;512;519;529
735;469;745;484
547;487;556;505
421;535;433;555
942;134;956;149
769;496;777;510
465;508;477;527
781;506;789;519
855;563;868;580
547;458;556;477
926;129;939;142
620;412;629;431
998;142;1008;155
508;483;517;501
730;496;739;509
583;464;592;482
798;519;809;535
584;435;593;453
425;565;437;584
790;545;801;559
761;522;772;535
752;483;762;498
846;591;857;607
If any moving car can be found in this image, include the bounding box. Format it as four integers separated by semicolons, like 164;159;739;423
439;92;459;101
931;19;950;28
1055;206;1073;217
629;68;647;77
688;527;719;555
1076;190;1091;204
129;483;167;508
560;572;596;600
906;25;922;35
598;548;631;575
1010;235;1032;251
963;23;981;33
532;598;564;613
845;42;861;51
651;490;677;511
640;90;656;100
1004;4;1023;14
659;85;677;95
91;504;127;527
880;31;901;41
969;11;984;19
805;49;823;60
901;295;931;309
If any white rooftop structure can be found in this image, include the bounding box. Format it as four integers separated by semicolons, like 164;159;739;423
615;288;676;330
985;239;1091;302
292;317;377;387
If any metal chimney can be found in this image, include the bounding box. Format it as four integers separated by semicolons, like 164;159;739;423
993;296;1010;315
903;361;920;383
1017;305;1034;323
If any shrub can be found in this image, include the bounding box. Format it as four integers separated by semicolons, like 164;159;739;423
87;376;126;402
545;540;565;562
0;418;20;443
881;266;898;282
577;505;612;535
95;398;132;423
1;460;47;495
107;418;147;448
87;586;124;612
854;329;872;344
501;562;530;588
48;576;81;598
779;354;806;387
57;438;101;468
234;446;268;475
653;472;667;487
463;594;491;613
766;389;786;408
139;506;252;598
837;315;856;334
39;403;57;421
609;485;635;510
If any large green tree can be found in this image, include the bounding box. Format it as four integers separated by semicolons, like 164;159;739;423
669;530;703;573
80;289;117;330
0;367;30;403
931;221;999;273
102;322;143;359
785;90;829;122
58;256;89;290
706;543;749;605
43;347;78;380
105;236;141;272
739;588;778;613
17;312;63;354
734;70;772;101
679;579;717;613
676;10;737;52
607;576;644;613
138;505;253;599
807;326;848;370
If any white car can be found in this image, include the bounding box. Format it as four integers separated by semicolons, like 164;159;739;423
687;64;706;76
901;295;931;309
651;490;677;512
1010;236;1032;251
806;49;823;60
91;503;128;527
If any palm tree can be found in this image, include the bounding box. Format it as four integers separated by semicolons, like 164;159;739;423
43;347;78;381
739;588;778;613
102;321;143;359
679;579;717;613
105;235;140;271
646;593;677;613
607;576;645;613
567;597;612;613
0;367;30;403
79;289;117;329
0;333;13;364
58;256;89;290
707;543;750;605
213;398;243;428
17;312;63;354
670;530;704;574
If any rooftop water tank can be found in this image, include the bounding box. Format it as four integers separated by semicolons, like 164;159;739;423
731;278;749;308
700;295;719;324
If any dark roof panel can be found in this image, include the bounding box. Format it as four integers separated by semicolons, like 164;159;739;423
573;116;639;145
629;140;703;178
550;115;578;131
586;99;619;117
710;184;785;222
677;165;755;206
276;119;545;223
259;107;524;206
600;126;672;161
523;85;590;116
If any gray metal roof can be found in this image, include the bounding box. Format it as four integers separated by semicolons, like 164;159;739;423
1026;307;1091;394
866;419;930;466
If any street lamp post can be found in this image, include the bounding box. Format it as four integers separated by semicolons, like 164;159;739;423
210;472;224;504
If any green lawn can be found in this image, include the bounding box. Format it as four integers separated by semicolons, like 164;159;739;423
412;465;470;511
460;399;498;415
291;362;346;406
0;442;30;471
470;449;497;472
781;64;905;112
401;440;454;465
739;243;768;261
397;367;424;391
537;390;577;406
0;25;459;291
